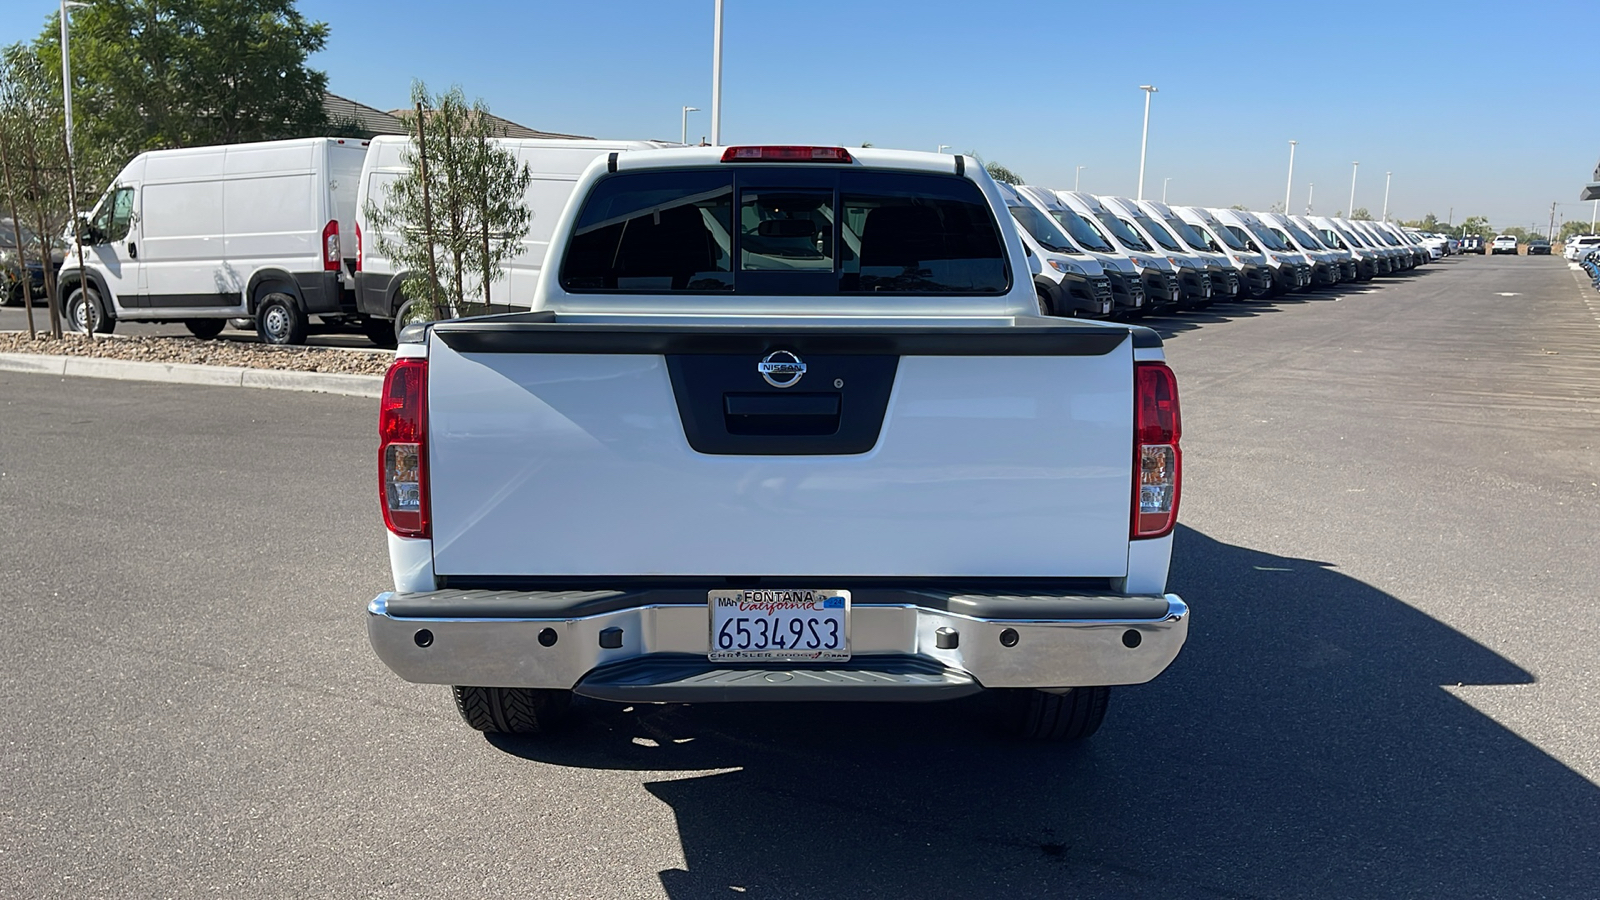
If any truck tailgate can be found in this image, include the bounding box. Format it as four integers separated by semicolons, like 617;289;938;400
425;326;1135;579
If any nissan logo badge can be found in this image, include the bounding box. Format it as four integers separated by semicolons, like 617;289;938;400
758;350;806;388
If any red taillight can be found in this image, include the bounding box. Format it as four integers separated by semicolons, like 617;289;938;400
1133;361;1181;539
323;219;340;271
379;358;429;538
720;146;853;164
355;222;363;272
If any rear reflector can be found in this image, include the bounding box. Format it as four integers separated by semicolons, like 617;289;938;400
379;358;429;538
721;146;853;164
355;222;363;272
1133;362;1181;539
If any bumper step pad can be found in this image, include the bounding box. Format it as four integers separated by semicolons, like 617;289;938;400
574;655;981;703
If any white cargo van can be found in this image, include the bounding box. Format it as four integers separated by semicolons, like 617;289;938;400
1210;208;1313;293
58;138;369;344
1172;206;1273;298
993;182;1112;317
1015;185;1147;317
1134;199;1241;301
1098;196;1213;308
354;136;672;345
1056;191;1182;310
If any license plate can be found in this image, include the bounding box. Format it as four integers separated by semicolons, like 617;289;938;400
708;589;850;662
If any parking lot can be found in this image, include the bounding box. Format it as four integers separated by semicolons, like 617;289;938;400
1;254;1597;898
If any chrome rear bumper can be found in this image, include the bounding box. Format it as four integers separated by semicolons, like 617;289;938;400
367;589;1189;700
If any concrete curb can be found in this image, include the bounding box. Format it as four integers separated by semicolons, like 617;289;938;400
0;352;383;398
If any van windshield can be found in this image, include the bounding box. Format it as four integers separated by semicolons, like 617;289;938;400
1163;216;1214;252
1008;205;1076;254
1284;222;1325;250
1051;206;1115;252
1248;223;1291;251
561;167;1009;295
1135;216;1184;252
1095;212;1151;251
1198;219;1247;250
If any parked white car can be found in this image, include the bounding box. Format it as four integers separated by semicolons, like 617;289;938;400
1491;234;1519;255
1563;234;1600;260
58;137;369;343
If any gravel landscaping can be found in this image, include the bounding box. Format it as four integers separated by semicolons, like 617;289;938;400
0;332;393;376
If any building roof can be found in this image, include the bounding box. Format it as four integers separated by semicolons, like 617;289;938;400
323;92;409;138
325;92;590;141
384;107;590;141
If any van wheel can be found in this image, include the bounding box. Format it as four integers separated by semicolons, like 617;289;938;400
361;317;397;349
184;319;226;339
995;686;1110;741
65;286;115;334
1036;290;1054;317
256;292;307;345
452;686;570;734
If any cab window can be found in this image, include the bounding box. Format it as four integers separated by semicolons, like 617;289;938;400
90;187;135;244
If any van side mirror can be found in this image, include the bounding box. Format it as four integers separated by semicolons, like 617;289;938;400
76;218;103;245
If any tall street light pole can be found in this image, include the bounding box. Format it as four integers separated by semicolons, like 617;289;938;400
1136;85;1157;201
1075;165;1085;191
681;106;699;145
710;0;724;145
1307;182;1314;215
1162;177;1171;203
936;145;950;154
1284;140;1297;212
60;0;92;338
1348;161;1359;217
1382;172;1392;222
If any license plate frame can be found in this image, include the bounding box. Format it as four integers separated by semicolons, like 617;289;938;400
707;589;851;662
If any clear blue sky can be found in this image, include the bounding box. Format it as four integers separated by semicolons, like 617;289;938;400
6;0;1597;231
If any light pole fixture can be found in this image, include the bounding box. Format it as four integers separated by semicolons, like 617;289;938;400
1162;177;1171;203
710;0;724;145
1284;140;1297;212
680;106;699;146
1136;85;1158;201
1075;165;1085;191
1348;161;1360;217
936;145;950;154
1381;172;1392;222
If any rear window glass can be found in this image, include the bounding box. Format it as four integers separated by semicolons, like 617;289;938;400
560;167;1009;295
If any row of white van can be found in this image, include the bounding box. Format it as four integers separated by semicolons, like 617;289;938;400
994;183;1433;319
55;135;1430;345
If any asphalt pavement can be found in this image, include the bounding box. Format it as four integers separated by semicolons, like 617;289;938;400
1;255;1596;899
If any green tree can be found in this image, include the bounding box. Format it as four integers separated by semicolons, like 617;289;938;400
1458;216;1490;238
365;83;533;326
1350;207;1372;220
983;160;1022;185
28;0;329;167
1558;219;1596;241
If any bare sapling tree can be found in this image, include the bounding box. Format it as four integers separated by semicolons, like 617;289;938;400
365;82;532;329
0;45;67;338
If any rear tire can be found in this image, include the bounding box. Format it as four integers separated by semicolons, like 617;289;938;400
452;686;571;734
361;316;398;349
255;292;307;345
184;318;226;339
996;686;1110;741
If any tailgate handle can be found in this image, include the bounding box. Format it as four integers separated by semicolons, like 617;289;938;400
723;393;841;436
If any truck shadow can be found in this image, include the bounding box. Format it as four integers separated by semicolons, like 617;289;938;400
487;526;1598;899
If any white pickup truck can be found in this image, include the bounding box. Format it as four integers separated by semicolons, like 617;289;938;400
366;145;1189;741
